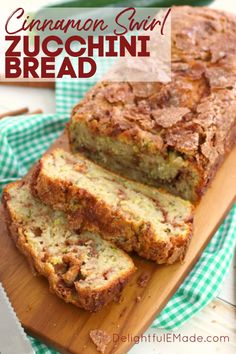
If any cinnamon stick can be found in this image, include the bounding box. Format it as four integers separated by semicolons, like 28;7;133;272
28;109;43;115
0;81;55;89
0;107;45;120
0;107;29;119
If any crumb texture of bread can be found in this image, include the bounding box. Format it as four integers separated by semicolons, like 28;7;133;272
69;6;236;202
2;182;135;312
31;149;194;264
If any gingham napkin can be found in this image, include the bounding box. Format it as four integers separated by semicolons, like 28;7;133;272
0;79;235;353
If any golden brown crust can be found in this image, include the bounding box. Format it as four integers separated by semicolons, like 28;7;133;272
30;155;193;265
2;181;135;312
69;6;236;201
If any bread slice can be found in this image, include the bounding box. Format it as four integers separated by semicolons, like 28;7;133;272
2;181;135;312
31;149;194;264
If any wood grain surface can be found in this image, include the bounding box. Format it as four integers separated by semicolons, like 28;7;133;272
0;133;235;354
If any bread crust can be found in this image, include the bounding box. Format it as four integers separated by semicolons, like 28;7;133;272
2;182;135;312
69;6;236;202
31;153;193;264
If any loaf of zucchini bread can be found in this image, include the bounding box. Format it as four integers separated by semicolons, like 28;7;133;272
2;181;135;312
31;149;194;264
69;6;236;202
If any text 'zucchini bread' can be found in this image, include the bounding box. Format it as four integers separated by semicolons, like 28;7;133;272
69;6;236;202
2;181;135;312
31;149;194;264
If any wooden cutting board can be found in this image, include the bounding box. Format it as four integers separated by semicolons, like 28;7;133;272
0;133;235;354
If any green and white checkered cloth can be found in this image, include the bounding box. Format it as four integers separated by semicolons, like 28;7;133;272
0;79;235;354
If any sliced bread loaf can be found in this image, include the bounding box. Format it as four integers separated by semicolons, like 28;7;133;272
2;181;135;312
31;149;194;264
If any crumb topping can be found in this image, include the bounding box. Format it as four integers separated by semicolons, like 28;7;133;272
90;329;111;353
72;6;236;172
137;272;151;288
